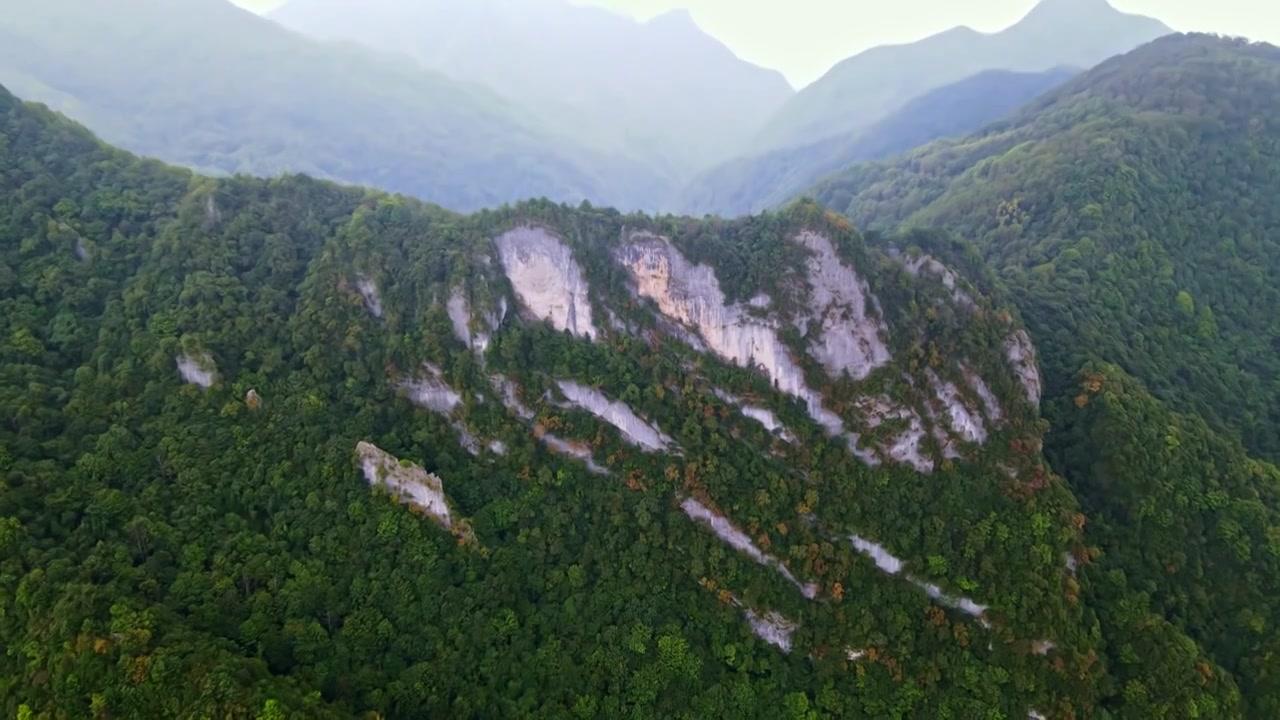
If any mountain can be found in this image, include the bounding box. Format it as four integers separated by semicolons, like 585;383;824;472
268;0;794;183
812;32;1280;464
751;0;1170;155
810;33;1280;708
682;66;1080;217
0;0;665;212
0;81;1243;717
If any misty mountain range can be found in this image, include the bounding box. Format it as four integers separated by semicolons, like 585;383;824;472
0;0;1170;213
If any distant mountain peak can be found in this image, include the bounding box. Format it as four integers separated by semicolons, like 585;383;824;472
1018;0;1158;26
647;8;697;29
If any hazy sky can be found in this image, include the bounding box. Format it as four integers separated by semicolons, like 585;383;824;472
239;0;1279;88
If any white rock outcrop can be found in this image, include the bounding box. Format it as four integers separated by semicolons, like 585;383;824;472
902;254;978;312
356;441;453;530
355;275;383;318
447;288;473;348
401;363;462;415
495;226;598;340
615;233;845;438
927;369;987;444
963;364;1004;423
556;381;674;452
713;388;796;443
448;287;507;353
1004;330;1043;407
792;231;892;380
848;535;988;622
682;498;817;599
402;364;488;455
491;375;535;420
539;431;609;475
744;608;797;653
177;353;216;388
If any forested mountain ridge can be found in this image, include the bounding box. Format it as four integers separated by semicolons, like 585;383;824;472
0;0;665;213
809;32;1280;713
268;0;794;182
812;32;1280;465
0;82;1242;717
682;66;1081;218
750;0;1168;157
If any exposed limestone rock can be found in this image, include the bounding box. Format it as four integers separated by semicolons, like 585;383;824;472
447;288;472;348
902;254;977;312
713;388;796;443
456;426;482;457
401;364;485;455
556;381;674;452
401;363;461;415
176;353;216;388
848;534;989;623
792;231;892;380
204;194;223;226
73;236;89;262
855;394;935;470
922;400;963;461
356;441;459;535
448;288;507;353
495;226;598;340
927;369;987;444
615;232;846;439
744;608;797;653
538;429;609;475
885;416;933;472
682;498;817;599
849;535;905;575
963;364;1004;422
488;440;508;456
1004;330;1043;407
491;375;534;420
355;275;383;318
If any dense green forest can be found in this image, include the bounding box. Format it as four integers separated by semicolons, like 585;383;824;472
813;33;1280;464
0;81;1250;718
811;33;1280;714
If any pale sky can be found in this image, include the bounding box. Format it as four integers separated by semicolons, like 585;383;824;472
237;0;1280;88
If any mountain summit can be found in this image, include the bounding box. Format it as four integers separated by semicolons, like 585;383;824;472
268;0;793;183
749;0;1170;153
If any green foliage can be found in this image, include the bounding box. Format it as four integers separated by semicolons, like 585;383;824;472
1055;364;1280;712
811;33;1280;716
814;33;1280;463
0;75;1248;719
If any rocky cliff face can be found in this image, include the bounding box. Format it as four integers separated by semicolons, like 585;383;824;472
309;201;1072;716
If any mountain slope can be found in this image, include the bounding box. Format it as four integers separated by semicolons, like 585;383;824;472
752;0;1168;155
682;66;1080;217
1053;363;1280;714
812;33;1280;465
0;0;664;212
0;81;1246;717
268;0;793;181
